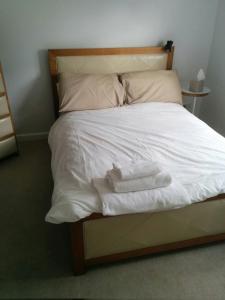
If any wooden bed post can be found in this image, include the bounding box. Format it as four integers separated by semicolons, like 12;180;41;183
166;46;174;70
70;221;86;275
48;50;60;119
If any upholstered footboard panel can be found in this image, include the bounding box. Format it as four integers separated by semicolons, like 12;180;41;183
84;199;225;260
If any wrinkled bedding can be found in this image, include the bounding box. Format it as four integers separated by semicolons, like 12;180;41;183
46;102;225;224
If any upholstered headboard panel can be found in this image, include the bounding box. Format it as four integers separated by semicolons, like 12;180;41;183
48;46;174;117
56;54;168;74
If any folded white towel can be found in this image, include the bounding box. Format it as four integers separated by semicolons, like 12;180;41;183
112;160;161;180
106;169;172;193
92;178;191;216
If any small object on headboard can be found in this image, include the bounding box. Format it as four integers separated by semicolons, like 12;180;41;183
164;40;174;53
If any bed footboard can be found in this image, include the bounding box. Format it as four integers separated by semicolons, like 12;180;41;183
70;195;225;275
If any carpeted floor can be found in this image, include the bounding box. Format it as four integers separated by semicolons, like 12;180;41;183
1;140;225;299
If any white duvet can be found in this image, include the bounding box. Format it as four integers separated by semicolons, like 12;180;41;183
46;102;225;224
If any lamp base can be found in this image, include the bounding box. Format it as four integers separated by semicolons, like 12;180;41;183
189;80;204;92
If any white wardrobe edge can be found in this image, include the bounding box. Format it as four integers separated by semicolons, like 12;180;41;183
16;131;48;141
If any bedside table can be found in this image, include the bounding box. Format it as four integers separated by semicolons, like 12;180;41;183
182;84;210;114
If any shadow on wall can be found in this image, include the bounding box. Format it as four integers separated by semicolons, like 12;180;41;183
199;84;225;137
17;50;55;135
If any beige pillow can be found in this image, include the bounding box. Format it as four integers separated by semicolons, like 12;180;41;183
121;70;182;105
58;72;125;112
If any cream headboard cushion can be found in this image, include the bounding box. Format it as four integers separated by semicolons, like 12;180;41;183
56;54;168;74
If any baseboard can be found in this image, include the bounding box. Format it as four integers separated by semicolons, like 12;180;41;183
16;132;48;141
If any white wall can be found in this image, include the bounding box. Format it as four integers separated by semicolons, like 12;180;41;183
199;0;225;136
0;0;218;135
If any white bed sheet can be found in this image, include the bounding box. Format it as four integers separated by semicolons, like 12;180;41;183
46;102;225;224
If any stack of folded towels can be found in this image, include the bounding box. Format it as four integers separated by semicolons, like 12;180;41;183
106;160;172;193
92;160;190;216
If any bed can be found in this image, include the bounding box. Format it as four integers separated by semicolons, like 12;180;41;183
47;45;225;275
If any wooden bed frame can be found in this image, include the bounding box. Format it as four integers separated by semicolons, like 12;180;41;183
48;45;225;275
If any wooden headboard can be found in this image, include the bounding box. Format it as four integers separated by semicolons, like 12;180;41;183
48;45;174;118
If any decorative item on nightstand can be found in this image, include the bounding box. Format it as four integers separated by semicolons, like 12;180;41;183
0;63;18;160
189;69;206;93
182;69;210;115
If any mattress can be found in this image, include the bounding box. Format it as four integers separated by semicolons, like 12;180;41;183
46;102;225;223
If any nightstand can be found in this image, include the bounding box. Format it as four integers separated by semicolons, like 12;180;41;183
0;63;18;159
182;84;210;114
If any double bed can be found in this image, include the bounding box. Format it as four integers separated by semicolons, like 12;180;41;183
47;45;225;275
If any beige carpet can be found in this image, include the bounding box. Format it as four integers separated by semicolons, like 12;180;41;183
1;140;225;299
